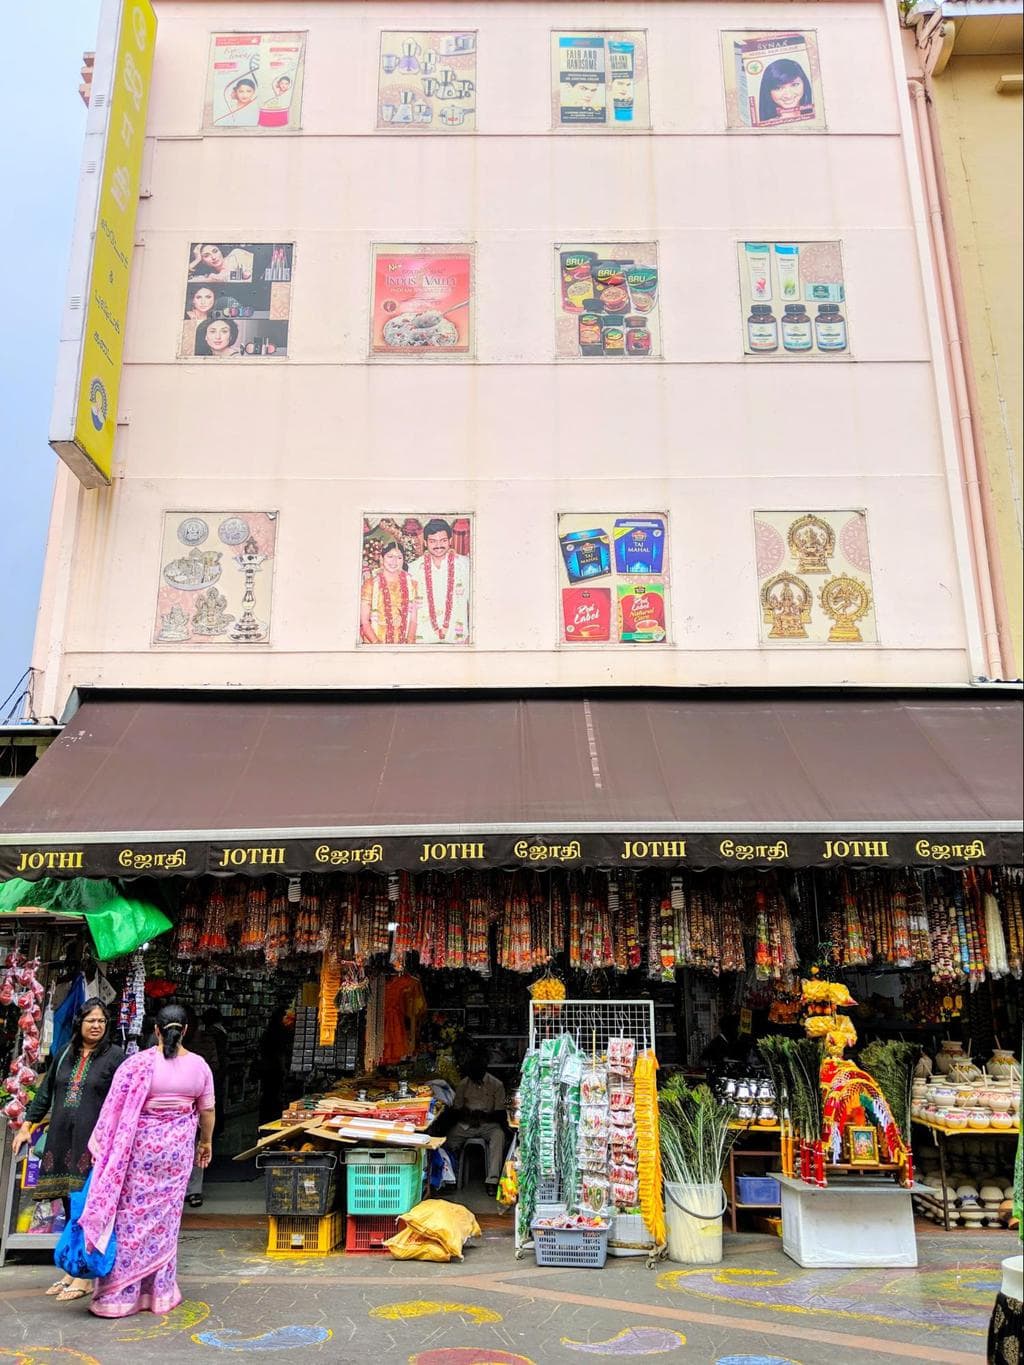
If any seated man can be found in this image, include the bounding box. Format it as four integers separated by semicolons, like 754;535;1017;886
445;1050;507;1191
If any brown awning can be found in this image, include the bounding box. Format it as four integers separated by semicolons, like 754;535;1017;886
0;693;1020;877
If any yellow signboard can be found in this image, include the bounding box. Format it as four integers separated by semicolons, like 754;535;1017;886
70;0;156;484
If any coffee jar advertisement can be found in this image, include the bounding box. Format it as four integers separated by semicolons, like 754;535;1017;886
555;243;661;359
557;513;670;645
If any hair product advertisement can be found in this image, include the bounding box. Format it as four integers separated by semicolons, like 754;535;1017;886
203;32;306;131
737;241;848;358
180;243;292;359
754;510;877;645
721;30;824;130
550;30;650;129
557;513;670;645
370;246;473;355
377;31;477;130
361;515;473;645
555;243;661;359
154;512;278;646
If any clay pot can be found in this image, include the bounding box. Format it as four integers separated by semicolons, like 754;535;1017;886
944;1111;967;1130
935;1041;966;1075
930;1086;957;1105
989;1111;1013;1130
966;1109;991;1130
987;1049;1020;1081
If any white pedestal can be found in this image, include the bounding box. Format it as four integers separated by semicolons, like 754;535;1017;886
775;1173;926;1268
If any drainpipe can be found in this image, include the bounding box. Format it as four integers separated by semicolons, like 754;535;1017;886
907;74;1008;680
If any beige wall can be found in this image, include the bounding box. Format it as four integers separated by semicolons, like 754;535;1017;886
34;1;985;716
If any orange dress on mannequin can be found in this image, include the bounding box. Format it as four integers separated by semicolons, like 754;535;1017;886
381;973;427;1064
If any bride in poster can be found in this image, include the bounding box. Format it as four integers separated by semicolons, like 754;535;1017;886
409;518;470;644
360;541;420;645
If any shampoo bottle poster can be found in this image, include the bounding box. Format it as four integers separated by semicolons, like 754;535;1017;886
371;247;473;355
557;512;670;644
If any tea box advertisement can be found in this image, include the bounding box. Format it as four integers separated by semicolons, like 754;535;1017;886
361;515;472;645
557;513;670;645
738;240;848;357
721;30;824;131
180;242;293;359
377;31;477;130
153;512;278;646
754;510;877;645
202;32;306;131
371;247;473;355
555;243;661;359
550;31;650;129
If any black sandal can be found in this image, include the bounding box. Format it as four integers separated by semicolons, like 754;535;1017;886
187;1194;204;1207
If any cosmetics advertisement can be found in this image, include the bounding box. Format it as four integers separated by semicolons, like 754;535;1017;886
557;513;670;645
721;30;824;131
154;512;278;646
180;243;292;358
754;510;877;645
378;31;477;131
371;247;473;355
203;32;306;131
737;241;848;357
361;514;473;645
555;243;661;359
550;30;650;129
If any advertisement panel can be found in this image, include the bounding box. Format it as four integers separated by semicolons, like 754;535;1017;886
361;515;472;645
555;243;660;359
203;31;306;131
179;242;293;358
738;241;849;357
377;31;477;130
153;512;278;646
557;513;670;645
721;30;825;131
370;247;473;355
550;30;650;129
754;510;876;644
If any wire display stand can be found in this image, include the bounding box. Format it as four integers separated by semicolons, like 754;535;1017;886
529;999;656;1056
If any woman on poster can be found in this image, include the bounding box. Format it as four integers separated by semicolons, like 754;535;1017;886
757;58;813;124
194;317;241;357
360;540;420;644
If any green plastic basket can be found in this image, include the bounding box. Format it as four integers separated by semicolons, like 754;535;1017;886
345;1148;425;1216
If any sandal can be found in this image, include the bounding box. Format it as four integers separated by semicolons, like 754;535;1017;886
56;1286;91;1302
187;1194;204;1207
46;1278;72;1296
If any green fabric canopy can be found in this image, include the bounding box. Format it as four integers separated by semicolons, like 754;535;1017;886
0;877;171;960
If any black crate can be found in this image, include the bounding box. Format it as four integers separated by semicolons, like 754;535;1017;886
257;1152;339;1216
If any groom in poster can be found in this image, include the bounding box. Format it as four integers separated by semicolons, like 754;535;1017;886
410;518;470;644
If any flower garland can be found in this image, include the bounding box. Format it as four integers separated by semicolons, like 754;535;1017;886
423;551;455;639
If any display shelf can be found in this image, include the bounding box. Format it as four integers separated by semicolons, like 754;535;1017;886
912;1117;1018;1138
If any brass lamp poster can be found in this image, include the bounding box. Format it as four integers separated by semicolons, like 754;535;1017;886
738;241;848;357
754;510;876;644
203;32;306;131
154;513;278;645
721;30;824;131
361;515;473;645
377;31;477;130
557;513;670;644
555;243;661;359
550;31;650;128
179;242;293;359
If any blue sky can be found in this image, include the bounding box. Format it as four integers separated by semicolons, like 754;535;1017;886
0;2;101;718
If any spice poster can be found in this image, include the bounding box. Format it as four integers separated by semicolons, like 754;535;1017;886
550;31;650;129
738;241;848;357
557;513;670;645
377;31;477;130
371;247;473;355
721;31;824;131
754;510;877;645
153;513;278;646
202;32;306;131
555;244;660;359
361;514;473;645
180;243;293;359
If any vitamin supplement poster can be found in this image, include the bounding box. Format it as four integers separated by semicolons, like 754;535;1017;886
180;243;293;358
371;247;473;354
550;31;650;129
754;510;876;645
203;32;306;131
378;31;477;130
737;241;848;357
721;31;824;131
557;513;670;645
154;512;278;646
361;514;472;645
555;244;660;359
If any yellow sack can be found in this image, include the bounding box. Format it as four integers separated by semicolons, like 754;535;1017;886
383;1199;481;1262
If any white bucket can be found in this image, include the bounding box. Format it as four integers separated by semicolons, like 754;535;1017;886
664;1181;726;1264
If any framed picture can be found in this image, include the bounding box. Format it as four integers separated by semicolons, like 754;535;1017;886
845;1125;879;1165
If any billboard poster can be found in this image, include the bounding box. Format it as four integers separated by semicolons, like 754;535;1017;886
203;32;306;130
154;512;278;645
361;515;472;645
370;247;473;355
179;242;293;358
738;241;848;357
755;510;876;644
550;30;650;129
722;31;824;131
555;243;660;359
377;31;477;130
557;513;670;645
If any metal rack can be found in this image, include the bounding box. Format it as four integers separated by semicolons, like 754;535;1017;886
528;999;657;1055
0;1117;59;1268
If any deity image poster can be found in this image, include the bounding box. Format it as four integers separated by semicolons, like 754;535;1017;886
557;513;669;645
370;247;473;355
377;31;477;131
179;242;293;359
550;31;650;129
754;510;877;645
361;515;473;645
555;243;661;359
154;512;278;646
203;32;306;131
738;241;848;358
721;30;824;131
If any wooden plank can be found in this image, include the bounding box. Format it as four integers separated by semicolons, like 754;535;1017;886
233;1122;309;1161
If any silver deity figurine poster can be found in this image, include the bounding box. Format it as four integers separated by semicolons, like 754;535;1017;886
154;512;278;646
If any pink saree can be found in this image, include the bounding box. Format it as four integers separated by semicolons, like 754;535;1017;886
79;1050;199;1318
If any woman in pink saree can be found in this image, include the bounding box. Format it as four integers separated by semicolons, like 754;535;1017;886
79;1005;215;1319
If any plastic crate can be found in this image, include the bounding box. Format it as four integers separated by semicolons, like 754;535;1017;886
257;1152;339;1216
537;1174;561;1203
736;1175;781;1206
531;1221;609;1268
344;1148;424;1215
266;1211;344;1257
345;1213;399;1254
608;1211;657;1257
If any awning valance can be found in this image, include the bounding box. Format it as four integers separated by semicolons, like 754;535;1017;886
0;693;1020;877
